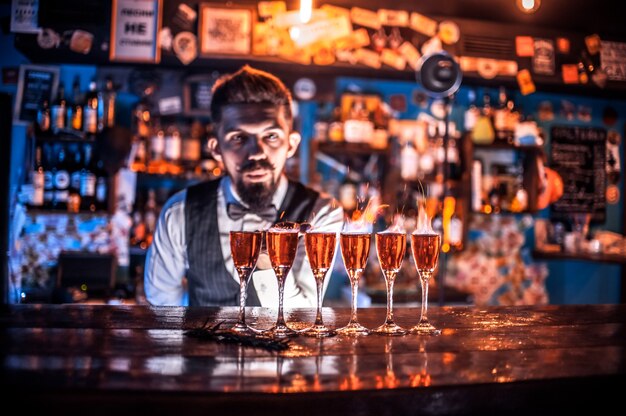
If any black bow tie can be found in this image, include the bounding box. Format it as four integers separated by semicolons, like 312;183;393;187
227;202;278;222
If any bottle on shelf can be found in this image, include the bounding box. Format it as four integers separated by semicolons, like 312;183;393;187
68;142;83;213
51;82;67;132
52;143;70;211
100;76;116;129
400;136;419;181
182;121;203;171
79;143;96;211
148;127;165;173
164;124;182;173
464;89;480;132
493;86;511;143
442;195;463;252
83;78;102;136
68;75;83;133
132;93;152;139
42;142;54;207
36;100;51;134
130;134;147;172
471;92;495;145
30;144;45;208
94;159;108;212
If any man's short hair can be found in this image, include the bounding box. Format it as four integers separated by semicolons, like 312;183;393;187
210;65;293;123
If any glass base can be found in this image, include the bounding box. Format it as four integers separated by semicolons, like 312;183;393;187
301;324;336;338
228;322;261;336
336;322;371;336
408;322;441;335
263;324;299;338
373;322;407;336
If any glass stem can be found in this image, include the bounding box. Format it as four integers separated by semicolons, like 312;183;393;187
276;271;287;327
384;271;396;324
348;270;360;324
237;269;248;325
420;271;431;324
314;271;325;326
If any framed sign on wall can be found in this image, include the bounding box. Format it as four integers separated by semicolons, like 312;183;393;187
198;3;254;56
13;64;59;124
110;0;162;63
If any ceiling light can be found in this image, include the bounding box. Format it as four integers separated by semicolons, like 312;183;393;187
516;0;541;14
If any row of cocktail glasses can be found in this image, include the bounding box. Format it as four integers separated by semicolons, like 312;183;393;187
229;227;441;338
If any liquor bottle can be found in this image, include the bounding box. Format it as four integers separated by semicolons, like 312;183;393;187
36;100;51;134
463;89;479;132
68;142;83;210
130;210;146;247
51;82;67;132
471;93;495;145
42;142;54;207
442;196;463;252
94;159;108;211
149;127;165;172
100;76;116;129
53;143;70;210
30;144;45;207
182;121;203;169
493;86;509;142
164;125;182;168
83;79;101;135
400;138;419;181
130;135;147;172
79;143;96;211
132;93;152;139
69;75;83;132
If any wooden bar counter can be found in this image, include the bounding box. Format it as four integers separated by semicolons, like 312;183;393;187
1;304;625;415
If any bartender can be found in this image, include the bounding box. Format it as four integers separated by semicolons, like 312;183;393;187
144;65;344;307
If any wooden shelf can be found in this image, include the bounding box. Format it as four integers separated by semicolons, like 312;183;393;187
472;142;544;152
314;141;389;156
532;249;626;265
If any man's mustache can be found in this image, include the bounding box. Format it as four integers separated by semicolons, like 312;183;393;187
238;159;275;173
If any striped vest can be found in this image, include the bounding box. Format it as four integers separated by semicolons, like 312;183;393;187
184;178;320;306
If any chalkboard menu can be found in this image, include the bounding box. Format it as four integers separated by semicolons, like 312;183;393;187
13;65;59;124
550;125;607;223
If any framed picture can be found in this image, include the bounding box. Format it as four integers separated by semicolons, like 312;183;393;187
199;3;254;56
13;64;59;124
110;0;162;63
183;74;219;117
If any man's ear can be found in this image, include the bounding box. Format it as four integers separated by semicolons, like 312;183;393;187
287;131;301;158
207;137;223;163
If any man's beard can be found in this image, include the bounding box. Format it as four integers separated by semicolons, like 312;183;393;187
234;159;277;207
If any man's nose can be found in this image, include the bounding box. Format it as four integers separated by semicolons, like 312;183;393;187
247;136;266;159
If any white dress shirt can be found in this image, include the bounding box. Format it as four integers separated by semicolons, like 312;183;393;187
144;175;344;308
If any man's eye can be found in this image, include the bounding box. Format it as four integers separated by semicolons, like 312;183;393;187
229;133;246;143
264;132;279;141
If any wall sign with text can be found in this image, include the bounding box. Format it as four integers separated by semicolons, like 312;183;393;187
110;0;162;63
13;64;59;124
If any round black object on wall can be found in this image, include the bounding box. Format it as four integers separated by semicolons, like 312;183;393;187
415;51;462;98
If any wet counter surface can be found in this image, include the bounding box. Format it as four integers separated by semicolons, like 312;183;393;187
1;304;625;415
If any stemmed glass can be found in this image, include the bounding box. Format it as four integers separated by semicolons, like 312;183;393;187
265;225;300;338
409;232;441;335
302;231;337;337
373;231;407;335
229;230;263;334
336;231;371;336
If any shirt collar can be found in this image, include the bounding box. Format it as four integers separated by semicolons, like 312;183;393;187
221;174;288;209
